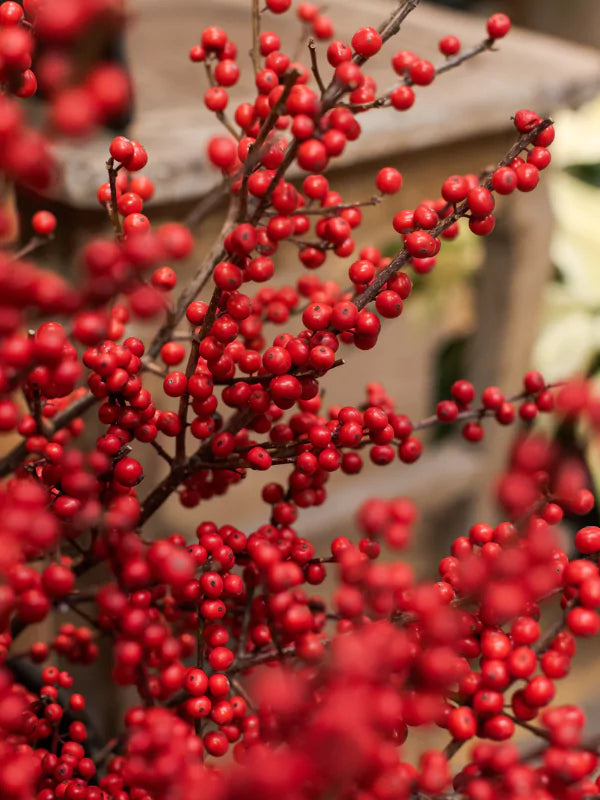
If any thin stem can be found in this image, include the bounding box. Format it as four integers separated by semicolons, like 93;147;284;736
308;38;326;94
263;195;382;217
105;158;122;236
183;180;229;228
145;197;239;362
230;643;296;674
150;440;174;466
214;358;344;386
443;739;464;760
375;0;421;44
91;736;121;767
239;69;300;219
174;335;200;465
9;235;47;263
345;34;495;112
237;585;255;658
251;0;261;75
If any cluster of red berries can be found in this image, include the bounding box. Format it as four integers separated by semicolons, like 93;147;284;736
1;2;599;800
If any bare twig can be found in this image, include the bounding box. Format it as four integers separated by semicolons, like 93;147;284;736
145;196;239;362
183;180;229;228
9;235;47;263
237;585;255;658
150;440;174;465
105;158;122;236
309;38;326;94
251;0;261;75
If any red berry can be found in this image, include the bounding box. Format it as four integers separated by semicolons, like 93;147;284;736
390;85;415;111
113;457;143;487
109;135;134;163
376;167;403;194
409;59;435;86
487;13;511;39
32;210;56;236
439;35;460;56
351;26;382;58
514;109;541;133
266;0;291;13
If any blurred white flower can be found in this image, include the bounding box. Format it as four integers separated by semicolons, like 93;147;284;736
533;95;600;380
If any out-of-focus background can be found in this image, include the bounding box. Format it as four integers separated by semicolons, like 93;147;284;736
10;0;600;742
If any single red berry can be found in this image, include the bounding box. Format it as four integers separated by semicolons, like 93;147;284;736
487;13;511;39
32;210;56;236
327;40;352;66
515;163;539;192
447;707;477;740
376;167;403;194
575;526;600;555
390;85;415;111
205;87;228;112
266;0;292;13
441;174;469;204
436;400;459;423
451;380;475;404
201;27;227;52
109;135;134;163
398;437;422;463
405;230;438;258
351;26;382;58
492;166;518;194
439;35;460;56
514;109;541;133
312;15;334;40
113;457;143;487
467;186;495;218
409;59;435;86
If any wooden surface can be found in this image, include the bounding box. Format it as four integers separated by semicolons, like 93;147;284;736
49;0;600;207
506;0;600;49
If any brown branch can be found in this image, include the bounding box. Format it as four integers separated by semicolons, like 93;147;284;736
9;235;47;263
264;195;382;217
174;335;200;465
91;736;122;767
352;118;553;310
145;197;239;362
0;390;97;479
214;357;344;385
150;440;174;465
105;158;122;236
230;643;296;674
346;35;496;112
239;69;300;220
183;180;229;228
435;37;495;78
308;38;326;94
236;585;255;658
251;0;261;76
375;0;421;47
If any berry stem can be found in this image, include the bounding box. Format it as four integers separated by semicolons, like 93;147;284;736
105;157;123;236
308;38;326;94
251;0;261;76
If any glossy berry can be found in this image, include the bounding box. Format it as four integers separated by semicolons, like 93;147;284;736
376;167;403;194
487;13;511;39
32;210;56;236
351;27;382;58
